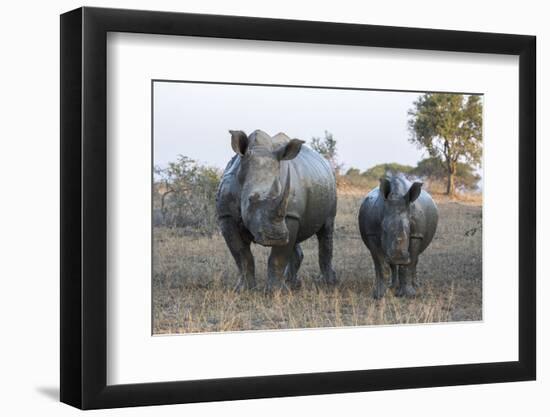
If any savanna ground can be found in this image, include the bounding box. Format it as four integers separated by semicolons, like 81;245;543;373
152;189;482;334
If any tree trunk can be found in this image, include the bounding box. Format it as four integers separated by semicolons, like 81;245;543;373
446;163;456;196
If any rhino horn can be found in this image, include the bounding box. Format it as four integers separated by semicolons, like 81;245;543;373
268;177;280;199
273;167;291;220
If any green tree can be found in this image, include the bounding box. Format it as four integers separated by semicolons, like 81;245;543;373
345;167;361;177
411;157;445;179
361;162;414;180
408;94;482;196
412;157;481;190
310;131;341;173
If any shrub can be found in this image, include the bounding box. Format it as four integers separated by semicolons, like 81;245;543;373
153;156;221;235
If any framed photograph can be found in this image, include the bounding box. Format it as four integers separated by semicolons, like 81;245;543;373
60;6;536;409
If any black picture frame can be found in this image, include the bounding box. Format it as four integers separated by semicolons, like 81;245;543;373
60;6;536;410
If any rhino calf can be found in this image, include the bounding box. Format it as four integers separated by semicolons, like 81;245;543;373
358;174;438;299
216;130;338;292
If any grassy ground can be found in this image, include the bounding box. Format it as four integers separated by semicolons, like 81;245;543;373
152;193;482;334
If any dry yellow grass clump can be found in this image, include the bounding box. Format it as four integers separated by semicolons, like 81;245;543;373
153;194;482;334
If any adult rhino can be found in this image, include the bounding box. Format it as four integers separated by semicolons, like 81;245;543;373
358;174;438;299
216;129;337;292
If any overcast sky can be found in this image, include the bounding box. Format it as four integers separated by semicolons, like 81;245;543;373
153;81;429;172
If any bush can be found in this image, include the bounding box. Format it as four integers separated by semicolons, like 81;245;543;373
361;163;415;181
153;156;221;235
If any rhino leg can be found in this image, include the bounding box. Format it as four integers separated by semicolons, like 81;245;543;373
218;217;256;291
284;244;304;290
316;217;338;286
365;236;389;299
373;255;390;299
266;218;299;293
395;240;421;297
395;266;416;297
412;258;420;288
390;264;399;288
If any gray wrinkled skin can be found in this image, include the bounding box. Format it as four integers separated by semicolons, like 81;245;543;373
216;130;338;292
358;174;438;299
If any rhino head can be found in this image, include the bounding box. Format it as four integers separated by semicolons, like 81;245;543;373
379;177;423;265
230;130;304;247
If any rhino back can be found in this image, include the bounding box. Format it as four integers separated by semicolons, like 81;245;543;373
216;155;242;219
285;146;337;241
410;191;438;252
358;188;384;242
216;146;337;240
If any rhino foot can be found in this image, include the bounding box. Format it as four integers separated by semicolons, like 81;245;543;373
318;268;338;286
373;281;386;299
285;278;302;290
283;266;302;290
395;284;416;298
233;279;256;292
264;280;291;295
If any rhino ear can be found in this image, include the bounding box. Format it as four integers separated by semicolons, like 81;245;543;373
275;139;304;161
379;177;391;199
405;182;423;204
230;130;248;155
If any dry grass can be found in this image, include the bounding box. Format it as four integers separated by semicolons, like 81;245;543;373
153;194;482;334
